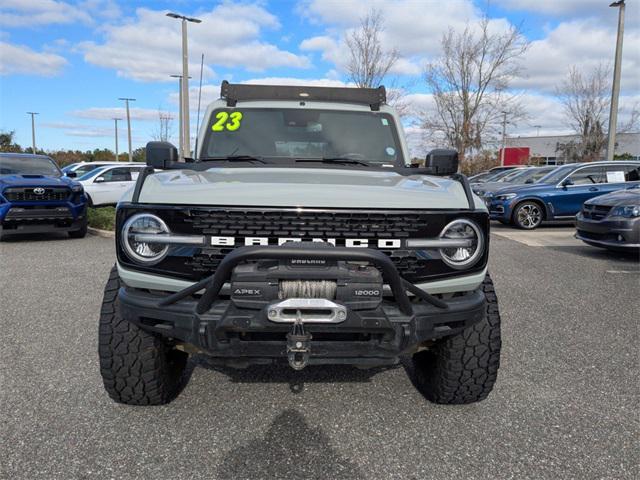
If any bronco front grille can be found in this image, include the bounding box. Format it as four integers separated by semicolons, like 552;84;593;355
582;204;612;221
116;206;490;283
3;187;70;202
182;210;428;277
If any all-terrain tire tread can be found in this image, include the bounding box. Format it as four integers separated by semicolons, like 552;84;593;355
98;266;186;405
413;273;501;404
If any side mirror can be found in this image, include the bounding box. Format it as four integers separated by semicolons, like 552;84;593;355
424;149;459;176
561;178;573;187
524;179;534;184
66;171;77;178
94;176;105;183
146;141;178;169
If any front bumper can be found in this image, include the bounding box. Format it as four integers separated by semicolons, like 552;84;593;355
0;203;86;235
119;285;485;366
118;245;487;366
575;213;640;249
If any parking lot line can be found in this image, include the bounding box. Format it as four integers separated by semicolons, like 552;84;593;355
491;225;582;248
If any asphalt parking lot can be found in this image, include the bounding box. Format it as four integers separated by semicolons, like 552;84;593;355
1;228;638;480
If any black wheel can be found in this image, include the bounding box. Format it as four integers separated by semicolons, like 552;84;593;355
513;201;543;229
68;215;88;238
98;266;188;405
412;274;501;404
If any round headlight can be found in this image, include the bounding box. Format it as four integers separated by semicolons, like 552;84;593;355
122;213;170;264
439;219;484;269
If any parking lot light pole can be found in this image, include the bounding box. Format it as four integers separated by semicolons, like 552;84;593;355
113;118;122;161
606;0;626;161
167;12;201;160
27;112;39;153
170;74;191;159
118;98;135;162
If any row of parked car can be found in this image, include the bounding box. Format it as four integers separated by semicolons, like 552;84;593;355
1;153;638;252
470;162;640;251
0;153;146;240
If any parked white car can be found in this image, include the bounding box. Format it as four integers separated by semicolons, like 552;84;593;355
78;165;146;206
63;161;144;178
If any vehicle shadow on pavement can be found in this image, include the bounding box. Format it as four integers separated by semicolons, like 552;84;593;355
0;232;72;242
216;408;364;480
190;355;398;394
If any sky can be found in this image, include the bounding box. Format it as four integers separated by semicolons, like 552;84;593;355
0;0;639;156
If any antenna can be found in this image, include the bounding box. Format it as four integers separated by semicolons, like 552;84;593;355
194;53;205;160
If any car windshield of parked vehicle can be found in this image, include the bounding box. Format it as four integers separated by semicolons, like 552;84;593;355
536;165;576;184
201;108;404;166
78;166;109;181
505;167;555;184
481;169;518;182
73;163;107;178
0;155;61;177
61;163;79;173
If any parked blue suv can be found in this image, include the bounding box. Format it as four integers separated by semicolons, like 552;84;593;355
484;161;640;229
0;153;88;239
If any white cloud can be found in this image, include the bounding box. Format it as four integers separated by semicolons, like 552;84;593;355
0;0;119;27
80;4;310;82
494;0;620;16
515;19;640;94
0;41;68;76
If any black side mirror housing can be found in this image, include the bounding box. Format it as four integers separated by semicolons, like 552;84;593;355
146;141;178;169
66;171;77;178
561;178;573;187
424;149;459;176
524;178;534;184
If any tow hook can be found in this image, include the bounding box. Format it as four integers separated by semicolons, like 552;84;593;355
286;314;312;370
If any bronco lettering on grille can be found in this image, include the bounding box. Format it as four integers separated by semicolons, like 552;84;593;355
210;237;402;248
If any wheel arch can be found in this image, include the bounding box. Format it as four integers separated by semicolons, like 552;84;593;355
511;197;549;222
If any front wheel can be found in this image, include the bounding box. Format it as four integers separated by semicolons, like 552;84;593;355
412;274;501;404
513;201;543;229
98;266;188;405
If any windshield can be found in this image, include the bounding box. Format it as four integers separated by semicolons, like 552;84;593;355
537;165;575;184
505;167;555;183
0;155;61;177
201;108;404;166
73;164;106;177
78;166;109;181
481;170;518;182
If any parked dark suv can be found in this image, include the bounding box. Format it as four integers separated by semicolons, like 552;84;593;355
0;153;88;239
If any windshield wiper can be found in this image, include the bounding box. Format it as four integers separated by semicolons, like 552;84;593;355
199;155;268;164
297;157;371;167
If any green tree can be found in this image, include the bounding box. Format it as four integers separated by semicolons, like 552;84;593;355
0;131;23;153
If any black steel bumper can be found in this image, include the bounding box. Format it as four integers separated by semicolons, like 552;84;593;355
575;214;640;249
118;245;487;366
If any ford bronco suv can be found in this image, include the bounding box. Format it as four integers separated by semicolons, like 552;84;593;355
98;82;501;405
0;153;87;240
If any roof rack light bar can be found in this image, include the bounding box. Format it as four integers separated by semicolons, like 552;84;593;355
220;80;387;111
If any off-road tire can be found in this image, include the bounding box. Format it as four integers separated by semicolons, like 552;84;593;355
413;274;501;404
68;216;88;238
98;266;188;405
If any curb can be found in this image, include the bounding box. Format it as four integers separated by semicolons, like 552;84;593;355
88;227;115;238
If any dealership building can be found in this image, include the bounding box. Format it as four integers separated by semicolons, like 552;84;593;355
505;132;640;165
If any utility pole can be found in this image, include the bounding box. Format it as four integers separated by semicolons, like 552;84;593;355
26;112;39;153
170;74;191;158
606;0;626;161
113;118;122;161
500;111;508;166
167;12;202;159
118;98;136;162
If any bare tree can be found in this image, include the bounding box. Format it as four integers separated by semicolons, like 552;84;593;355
345;10;400;89
556;65;610;162
421;19;529;165
152;109;174;142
